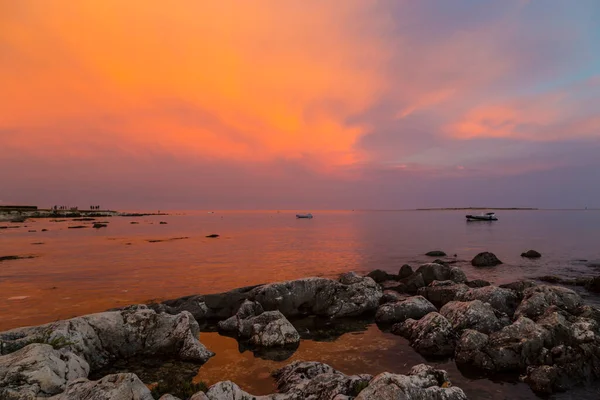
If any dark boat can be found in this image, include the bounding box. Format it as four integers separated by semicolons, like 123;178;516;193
466;212;498;221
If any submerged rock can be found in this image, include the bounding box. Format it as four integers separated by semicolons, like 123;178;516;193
426;250;447;257
471;252;502;267
521;250;542;258
375;296;436;324
394;312;456;357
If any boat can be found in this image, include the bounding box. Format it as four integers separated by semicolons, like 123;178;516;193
466;212;498;221
296;213;313;219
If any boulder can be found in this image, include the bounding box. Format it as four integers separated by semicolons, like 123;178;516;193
499;280;537;299
367;269;396;283
417;281;470;308
54;373;154;400
203;381;266;399
455;286;520;316
521;250;542;258
414;263;467;285
399;264;413;279
585;276;600;293
354;364;467;400
273;361;371;399
399;273;426;294
425;251;446;257
92;223;107;229
0;306;214;370
514;285;583;320
339;271;363;285
249;277;382;318
393;312;456;357
440;300;507;334
375;296;436;324
380;290;409;305
218;300;300;347
471;252;502;267
0;344;89;399
465;279;491;288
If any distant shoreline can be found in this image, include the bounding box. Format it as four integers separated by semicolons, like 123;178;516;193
414;207;539;211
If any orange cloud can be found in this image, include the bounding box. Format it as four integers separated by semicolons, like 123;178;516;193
0;1;391;166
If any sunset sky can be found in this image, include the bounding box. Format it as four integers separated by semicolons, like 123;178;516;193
1;0;599;209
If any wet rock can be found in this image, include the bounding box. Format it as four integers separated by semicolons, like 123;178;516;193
417;281;470;308
426;250;447;257
250;277;382;318
0;255;36;262
440;300;507;334
514;285;583;320
415;263;467;285
355;364;467;400
367;269;396;283
466;279;491;288
55;373;153;400
159;221;168;225
455;286;520;316
499;280;537;299
393;312;456;357
0;344;89;398
380;280;406;293
41;229;48;232
399;264;413;279
205;234;219;238
471;252;502;267
521;250;542;258
339;271;363;285
380;290;409;305
218;300;300;347
375;296;437;324
400;273;426;294
92;223;107;229
67;225;87;229
0;306;214;370
585;276;600;293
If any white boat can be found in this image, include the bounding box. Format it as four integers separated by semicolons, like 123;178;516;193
296;213;313;219
466;212;498;221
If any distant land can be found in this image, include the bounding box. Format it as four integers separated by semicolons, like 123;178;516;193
415;207;539;211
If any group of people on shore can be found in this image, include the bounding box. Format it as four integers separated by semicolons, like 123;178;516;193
51;205;102;211
90;205;101;210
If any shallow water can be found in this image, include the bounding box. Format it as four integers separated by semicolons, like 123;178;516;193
1;210;600;330
2;209;600;398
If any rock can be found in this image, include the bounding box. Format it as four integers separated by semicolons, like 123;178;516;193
440;300;507;334
380;291;409;305
585;276;600;293
466;279;491;288
249;277;382;318
471;252;502;267
393;312;456;357
417;281;470;308
399;264;413;279
273;361;371;399
400;273;426;294
41;229;48;232
28;229;36;232
375;296;437;324
367;269;396;283
159;221;168;225
0;344;89;398
354;364;467;400
414;263;467;285
379;280;406;293
218;300;300;347
205;234;219;238
0;307;214;370
92;223;107;229
521;250;542;258
55;373;154;400
455;286;520;316
68;225;87;229
159;395;182;400
499;280;537;299
204;381;265;399
514;285;583;320
339;271;363;285
189;392;209;400
426;250;447;257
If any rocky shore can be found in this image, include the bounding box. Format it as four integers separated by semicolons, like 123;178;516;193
2;256;600;399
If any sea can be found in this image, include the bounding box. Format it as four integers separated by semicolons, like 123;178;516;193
2;209;600;399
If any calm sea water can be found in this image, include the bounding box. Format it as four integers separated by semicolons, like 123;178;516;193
2;209;600;398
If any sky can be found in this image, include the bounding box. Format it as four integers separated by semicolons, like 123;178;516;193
1;0;599;210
